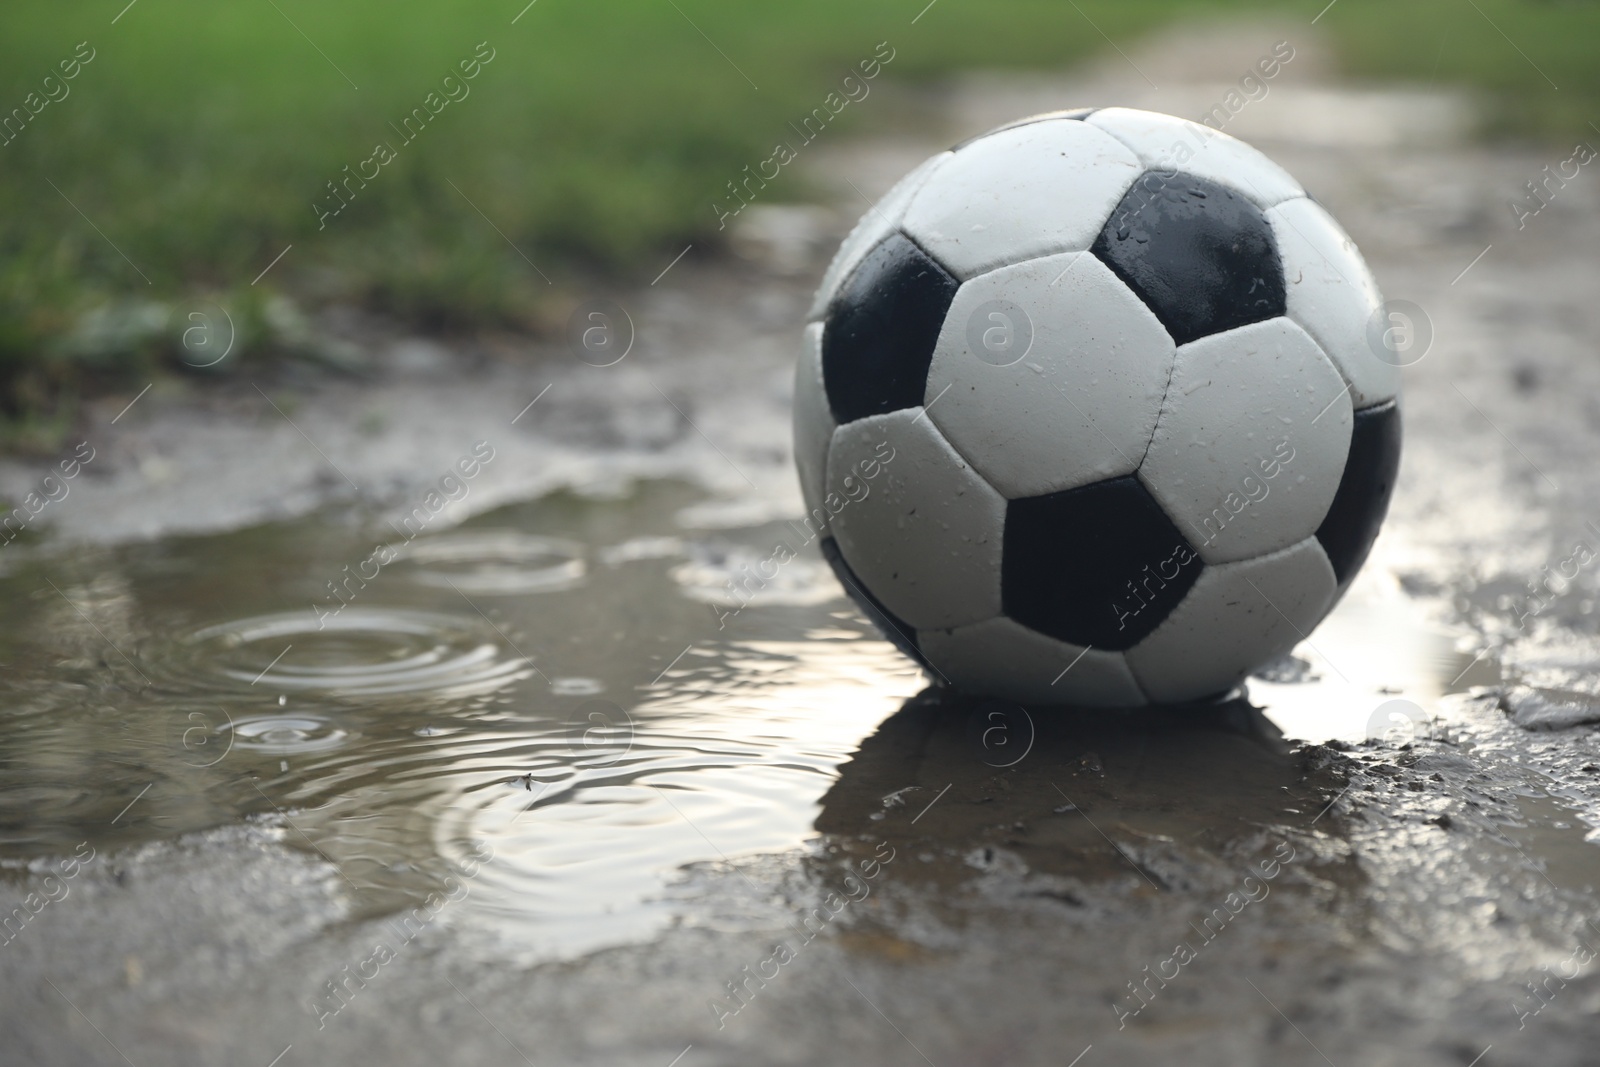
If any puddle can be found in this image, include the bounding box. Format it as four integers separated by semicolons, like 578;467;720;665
1250;569;1494;745
0;478;1563;959
0;481;921;954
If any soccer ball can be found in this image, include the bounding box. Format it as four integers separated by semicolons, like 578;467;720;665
794;106;1401;706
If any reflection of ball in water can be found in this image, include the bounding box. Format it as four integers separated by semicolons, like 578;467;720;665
794;107;1401;706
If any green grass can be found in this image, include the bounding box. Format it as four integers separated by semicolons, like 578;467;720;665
0;0;1595;441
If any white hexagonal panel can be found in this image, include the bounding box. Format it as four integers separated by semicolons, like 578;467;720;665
1086;107;1303;210
1138;317;1352;565
792;322;834;535
925;251;1175;499
806;151;952;322
1126;537;1337;704
900;119;1142;280
920;615;1146;707
1269;197;1400;410
827;409;1005;630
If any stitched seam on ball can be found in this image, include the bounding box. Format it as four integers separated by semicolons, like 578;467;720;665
1135;339;1180;470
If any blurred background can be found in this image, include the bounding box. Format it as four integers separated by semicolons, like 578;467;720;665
0;0;1596;447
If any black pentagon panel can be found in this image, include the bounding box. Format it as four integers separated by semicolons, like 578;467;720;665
820;536;934;671
1316;401;1402;585
822;233;959;424
950;108;1097;151
1091;172;1285;346
1003;476;1203;651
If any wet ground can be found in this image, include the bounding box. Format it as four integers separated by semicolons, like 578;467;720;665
6;18;1600;1067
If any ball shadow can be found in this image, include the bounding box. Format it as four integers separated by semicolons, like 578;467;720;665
813;686;1349;890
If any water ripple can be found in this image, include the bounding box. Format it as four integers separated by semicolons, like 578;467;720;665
389;531;587;595
184;608;535;698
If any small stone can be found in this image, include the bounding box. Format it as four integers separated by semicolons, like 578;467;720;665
1502;685;1600;730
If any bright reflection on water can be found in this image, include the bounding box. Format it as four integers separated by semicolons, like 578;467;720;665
1251;537;1498;746
0;479;1484;960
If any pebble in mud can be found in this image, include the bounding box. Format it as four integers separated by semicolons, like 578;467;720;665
1501;684;1600;730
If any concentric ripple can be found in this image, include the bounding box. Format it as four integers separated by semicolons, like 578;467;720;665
423;638;920;960
388;531;587;595
185;609;535;697
230;714;350;753
0;487;924;963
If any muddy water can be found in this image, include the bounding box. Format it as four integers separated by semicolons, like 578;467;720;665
0;474;1494;965
0;483;929;958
